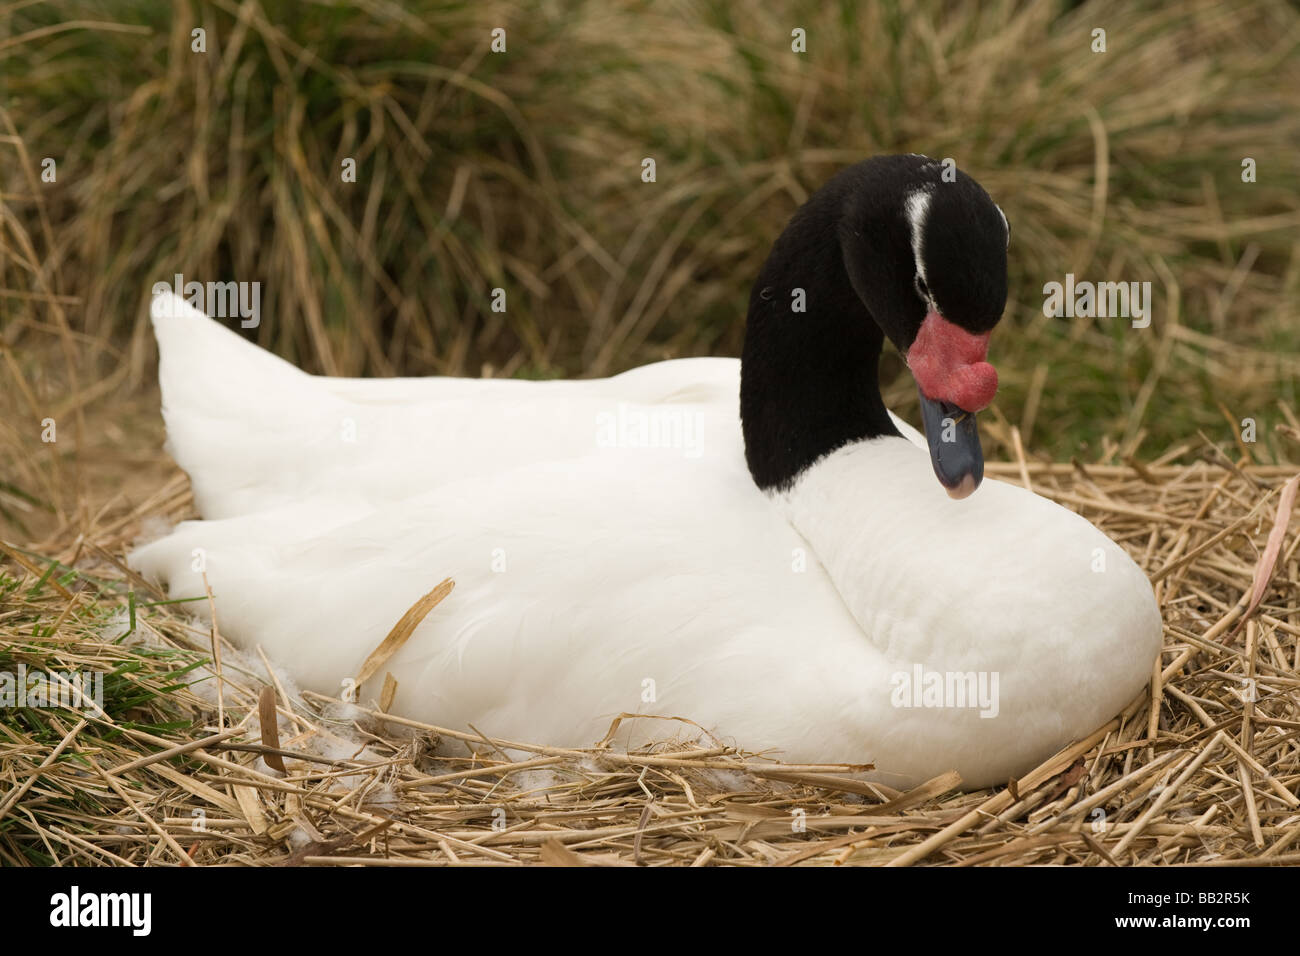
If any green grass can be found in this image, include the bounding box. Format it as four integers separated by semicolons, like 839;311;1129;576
0;557;217;865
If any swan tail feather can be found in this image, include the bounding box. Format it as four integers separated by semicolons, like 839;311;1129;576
150;292;327;518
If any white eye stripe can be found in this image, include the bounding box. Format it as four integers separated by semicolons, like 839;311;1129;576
903;187;934;289
996;204;1009;248
914;273;933;309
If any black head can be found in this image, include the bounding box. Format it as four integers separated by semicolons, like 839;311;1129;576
837;155;1008;356
740;155;1010;495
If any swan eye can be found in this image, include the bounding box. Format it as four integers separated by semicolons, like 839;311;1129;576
914;273;930;303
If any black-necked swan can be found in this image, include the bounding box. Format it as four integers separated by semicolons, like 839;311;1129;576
130;154;1161;790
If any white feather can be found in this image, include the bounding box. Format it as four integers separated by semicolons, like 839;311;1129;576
131;293;1160;788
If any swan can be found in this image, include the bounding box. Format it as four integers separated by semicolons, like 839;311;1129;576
130;155;1161;790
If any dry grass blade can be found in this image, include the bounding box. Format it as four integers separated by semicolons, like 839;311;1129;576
1232;473;1299;637
355;578;454;687
258;687;287;775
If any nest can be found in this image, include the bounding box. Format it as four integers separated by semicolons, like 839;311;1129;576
1;457;1298;867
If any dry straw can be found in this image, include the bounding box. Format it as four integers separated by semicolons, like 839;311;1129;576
1;450;1298;866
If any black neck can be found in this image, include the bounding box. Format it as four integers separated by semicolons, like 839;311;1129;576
740;177;902;492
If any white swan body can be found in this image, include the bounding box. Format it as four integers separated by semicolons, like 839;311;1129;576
131;293;1161;789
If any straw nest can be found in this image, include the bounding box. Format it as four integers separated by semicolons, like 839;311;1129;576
2;453;1299;867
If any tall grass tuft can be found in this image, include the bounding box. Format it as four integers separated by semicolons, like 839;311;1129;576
2;0;1298;470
